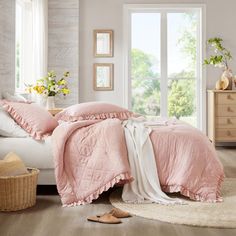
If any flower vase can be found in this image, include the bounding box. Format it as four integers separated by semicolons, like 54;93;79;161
35;94;46;107
46;96;55;109
221;69;233;90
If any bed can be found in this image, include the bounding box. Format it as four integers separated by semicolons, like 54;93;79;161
0;100;225;206
0;137;55;185
52;117;224;205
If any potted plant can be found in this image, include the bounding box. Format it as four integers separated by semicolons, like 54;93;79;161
26;70;70;109
204;37;233;90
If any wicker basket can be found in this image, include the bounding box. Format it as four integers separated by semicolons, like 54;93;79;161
0;168;39;212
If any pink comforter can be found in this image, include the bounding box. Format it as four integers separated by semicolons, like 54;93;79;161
52;119;132;206
52;118;224;206
151;119;224;202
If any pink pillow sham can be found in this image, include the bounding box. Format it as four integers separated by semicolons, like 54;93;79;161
55;102;134;122
3;101;58;140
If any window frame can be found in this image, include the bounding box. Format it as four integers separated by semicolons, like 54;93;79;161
123;4;206;132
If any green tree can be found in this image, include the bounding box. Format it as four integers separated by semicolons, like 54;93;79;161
131;48;156;79
168;13;197;123
131;49;160;116
131;13;197;124
168;80;195;119
177;13;197;71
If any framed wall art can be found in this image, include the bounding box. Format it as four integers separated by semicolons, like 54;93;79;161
93;30;113;57
93;63;114;91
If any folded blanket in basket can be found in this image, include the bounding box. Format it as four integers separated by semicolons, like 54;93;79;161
0;152;28;176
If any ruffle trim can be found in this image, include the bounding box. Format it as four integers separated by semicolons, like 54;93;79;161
161;174;225;203
3;103;50;140
62;172;133;207
3;99;32;104
56;111;134;122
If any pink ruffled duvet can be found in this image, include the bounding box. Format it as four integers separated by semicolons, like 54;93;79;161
52;119;132;206
52;118;224;206
150;119;224;202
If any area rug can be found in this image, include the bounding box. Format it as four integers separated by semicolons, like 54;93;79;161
109;178;236;228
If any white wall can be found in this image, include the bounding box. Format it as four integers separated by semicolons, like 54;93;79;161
79;0;236;107
0;0;15;94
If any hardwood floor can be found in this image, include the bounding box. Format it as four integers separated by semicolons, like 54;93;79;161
0;147;236;236
217;147;236;178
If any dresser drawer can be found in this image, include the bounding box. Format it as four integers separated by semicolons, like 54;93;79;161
216;129;236;141
216;105;236;117
216;117;236;128
216;93;236;105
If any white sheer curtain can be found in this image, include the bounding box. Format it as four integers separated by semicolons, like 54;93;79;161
16;0;48;90
32;0;48;80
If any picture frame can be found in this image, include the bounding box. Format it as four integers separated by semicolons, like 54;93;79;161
93;63;114;91
93;29;113;57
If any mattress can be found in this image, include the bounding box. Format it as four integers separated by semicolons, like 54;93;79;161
0;136;54;169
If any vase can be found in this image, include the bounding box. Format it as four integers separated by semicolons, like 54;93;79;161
35;94;46;107
46;96;55;109
221;69;233;90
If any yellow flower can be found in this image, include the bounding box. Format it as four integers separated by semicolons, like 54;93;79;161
25;86;33;94
26;70;71;97
62;88;70;95
64;71;70;77
33;85;46;94
58;79;66;85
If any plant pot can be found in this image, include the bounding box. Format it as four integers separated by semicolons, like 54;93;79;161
46;96;55;109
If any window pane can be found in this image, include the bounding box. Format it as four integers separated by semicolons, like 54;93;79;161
131;13;161;116
131;13;161;79
15;0;33;91
132;79;160;117
130;10;200;126
167;12;198;78
168;79;197;127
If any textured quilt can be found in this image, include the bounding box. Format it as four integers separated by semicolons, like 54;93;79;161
52;119;132;206
52;118;224;206
150;119;224;202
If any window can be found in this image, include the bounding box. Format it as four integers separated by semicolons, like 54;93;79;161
15;0;34;91
124;5;205;130
15;0;47;92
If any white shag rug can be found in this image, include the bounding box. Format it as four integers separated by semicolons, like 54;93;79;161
109;178;236;228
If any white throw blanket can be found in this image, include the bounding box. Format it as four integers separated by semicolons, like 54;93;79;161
122;118;182;204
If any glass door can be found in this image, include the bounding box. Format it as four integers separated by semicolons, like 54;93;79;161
131;13;161;117
130;9;200;127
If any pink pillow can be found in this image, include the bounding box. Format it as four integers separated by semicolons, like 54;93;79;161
55;102;134;122
3;101;58;140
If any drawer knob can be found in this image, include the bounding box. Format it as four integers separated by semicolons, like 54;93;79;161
227;94;231;99
227;118;231;124
227;107;231;112
227;130;231;136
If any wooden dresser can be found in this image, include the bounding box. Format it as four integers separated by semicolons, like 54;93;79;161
207;90;236;145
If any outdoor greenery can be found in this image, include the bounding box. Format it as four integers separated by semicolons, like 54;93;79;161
168;79;195;119
168;13;196;120
131;49;160;116
131;13;197;125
